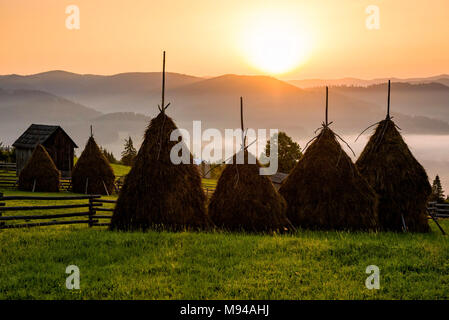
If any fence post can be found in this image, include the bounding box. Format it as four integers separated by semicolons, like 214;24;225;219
88;197;94;227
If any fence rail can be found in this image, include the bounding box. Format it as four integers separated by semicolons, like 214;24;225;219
0;192;114;230
0;167;217;196
114;175;217;196
0;163;17;189
0;163;16;171
1;189;445;232
428;202;449;217
427;202;448;235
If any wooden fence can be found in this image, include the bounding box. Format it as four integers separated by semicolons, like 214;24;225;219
428;202;449;218
428;202;449;235
0;164;217;196
0;192;114;229
0;163;17;189
1;185;446;232
114;175;217;196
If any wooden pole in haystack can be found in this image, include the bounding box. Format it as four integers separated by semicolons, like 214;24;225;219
240;96;246;148
325;86;329;126
386;80;391;119
161;51;166;114
157;51;170;114
90;125;93;137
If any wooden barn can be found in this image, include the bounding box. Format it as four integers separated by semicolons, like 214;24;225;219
13;124;78;177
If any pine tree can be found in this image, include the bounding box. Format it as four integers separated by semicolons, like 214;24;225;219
261;131;302;173
121;136;137;166
431;175;445;203
100;146;118;164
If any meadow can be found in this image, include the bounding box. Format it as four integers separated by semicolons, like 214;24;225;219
0;188;448;299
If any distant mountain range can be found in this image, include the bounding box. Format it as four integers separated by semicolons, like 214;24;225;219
0;71;202;113
287;74;449;88
1;70;449;153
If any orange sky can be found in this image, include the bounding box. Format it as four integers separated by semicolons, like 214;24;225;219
1;0;449;79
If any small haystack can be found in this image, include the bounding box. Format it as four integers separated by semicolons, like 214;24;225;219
110;52;209;231
208;97;289;232
18;144;60;192
279;88;378;231
71;134;115;195
356;81;431;232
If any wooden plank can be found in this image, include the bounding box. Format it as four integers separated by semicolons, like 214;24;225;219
0;219;97;229
93;215;113;219
0;212;90;221
94;208;114;212
0;195;101;201
1;204;92;211
92;199;117;204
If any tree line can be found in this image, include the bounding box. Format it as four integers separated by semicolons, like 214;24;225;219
0;142;15;163
98;136;137;166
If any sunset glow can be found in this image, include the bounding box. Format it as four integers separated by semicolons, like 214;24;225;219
1;0;449;78
240;11;313;74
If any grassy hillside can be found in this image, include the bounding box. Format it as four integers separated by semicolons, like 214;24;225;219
111;163;131;177
0;190;447;299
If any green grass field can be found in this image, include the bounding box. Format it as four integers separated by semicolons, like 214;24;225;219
0;189;448;299
110;163;131;177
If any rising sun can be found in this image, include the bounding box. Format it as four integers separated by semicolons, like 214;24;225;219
241;11;313;75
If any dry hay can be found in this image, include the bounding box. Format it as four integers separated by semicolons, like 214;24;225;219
356;118;431;232
208;150;289;232
110;112;209;231
18;144;60;192
279;127;378;231
72;136;115;195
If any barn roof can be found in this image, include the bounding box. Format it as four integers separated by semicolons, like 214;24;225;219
12;124;78;149
270;172;288;184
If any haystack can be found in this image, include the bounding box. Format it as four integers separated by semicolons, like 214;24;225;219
18;144;60;192
110;112;209;231
208;149;289;232
71;136;115;195
279;88;378;231
208;97;289;232
110;52;209;231
356;82;431;232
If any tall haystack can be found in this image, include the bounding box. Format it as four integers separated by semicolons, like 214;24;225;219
18;144;60;192
279;88;378;231
110;52;209;231
356;81;431;232
208;98;289;232
71;135;115;195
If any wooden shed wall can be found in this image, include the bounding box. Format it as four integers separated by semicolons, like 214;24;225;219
15;148;33;175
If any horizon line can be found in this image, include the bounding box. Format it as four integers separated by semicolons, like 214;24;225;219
1;69;449;82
